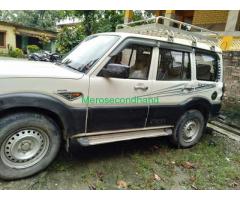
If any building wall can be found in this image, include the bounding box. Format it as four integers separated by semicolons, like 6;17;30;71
0;24;16;54
223;51;240;104
192;10;229;31
192;10;228;25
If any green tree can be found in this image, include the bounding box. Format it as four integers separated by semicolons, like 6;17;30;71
56;10;124;54
0;10;142;54
63;10;124;35
56;25;85;54
95;10;124;33
0;10;62;30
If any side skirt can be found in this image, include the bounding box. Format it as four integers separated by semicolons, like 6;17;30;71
71;126;173;146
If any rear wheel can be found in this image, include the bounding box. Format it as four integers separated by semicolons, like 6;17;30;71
0;112;61;180
170;109;205;148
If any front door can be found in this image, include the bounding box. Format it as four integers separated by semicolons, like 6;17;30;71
87;42;155;132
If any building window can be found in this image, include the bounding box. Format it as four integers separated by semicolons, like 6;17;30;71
0;31;6;47
157;49;191;80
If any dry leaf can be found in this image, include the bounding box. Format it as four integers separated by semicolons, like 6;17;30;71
153;145;160;150
191;184;198;190
182;161;195;169
230;182;238;187
154;174;161;181
96;171;104;181
117;180;128;189
88;184;96;190
225;157;230;162
190;176;196;182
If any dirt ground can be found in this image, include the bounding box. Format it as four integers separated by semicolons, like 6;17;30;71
0;129;240;190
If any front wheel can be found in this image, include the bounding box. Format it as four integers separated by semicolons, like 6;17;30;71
170;109;205;148
0;112;61;180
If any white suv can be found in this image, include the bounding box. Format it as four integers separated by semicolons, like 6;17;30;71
0;30;223;180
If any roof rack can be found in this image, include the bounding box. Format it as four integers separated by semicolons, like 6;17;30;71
116;16;219;48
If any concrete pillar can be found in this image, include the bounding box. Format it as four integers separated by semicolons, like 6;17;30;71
164;10;175;26
124;10;133;24
225;10;240;32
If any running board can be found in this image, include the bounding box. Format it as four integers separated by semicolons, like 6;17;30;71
75;127;173;146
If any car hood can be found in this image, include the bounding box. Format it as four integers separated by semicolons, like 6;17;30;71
0;59;84;79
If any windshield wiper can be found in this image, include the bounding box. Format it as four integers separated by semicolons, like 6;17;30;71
63;63;81;73
59;59;81;72
79;58;99;73
62;58;72;65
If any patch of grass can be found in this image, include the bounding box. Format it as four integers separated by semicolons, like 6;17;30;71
221;103;240;128
165;134;240;189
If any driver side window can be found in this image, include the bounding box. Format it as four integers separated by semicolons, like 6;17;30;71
99;44;152;80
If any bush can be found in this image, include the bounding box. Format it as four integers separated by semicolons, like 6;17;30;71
9;48;25;58
27;45;40;53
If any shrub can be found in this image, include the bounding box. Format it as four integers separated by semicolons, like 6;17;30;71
9;48;25;58
27;45;40;53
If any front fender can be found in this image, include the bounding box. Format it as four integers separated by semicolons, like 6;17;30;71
0;93;86;137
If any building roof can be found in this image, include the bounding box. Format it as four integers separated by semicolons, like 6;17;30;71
0;20;57;35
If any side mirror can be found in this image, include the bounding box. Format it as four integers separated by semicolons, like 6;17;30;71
101;63;130;79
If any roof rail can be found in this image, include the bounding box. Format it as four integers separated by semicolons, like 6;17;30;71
116;16;219;47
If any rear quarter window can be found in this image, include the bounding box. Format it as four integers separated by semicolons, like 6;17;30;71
195;51;219;81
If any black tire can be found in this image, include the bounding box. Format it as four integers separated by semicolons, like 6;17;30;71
170;109;205;148
0;112;61;180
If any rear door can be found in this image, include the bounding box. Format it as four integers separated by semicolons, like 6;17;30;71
146;44;194;126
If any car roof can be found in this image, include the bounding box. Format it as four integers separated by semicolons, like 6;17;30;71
97;32;222;53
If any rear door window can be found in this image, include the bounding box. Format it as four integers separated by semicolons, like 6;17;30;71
157;48;191;81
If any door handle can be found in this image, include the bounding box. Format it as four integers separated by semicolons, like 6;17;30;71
134;85;148;91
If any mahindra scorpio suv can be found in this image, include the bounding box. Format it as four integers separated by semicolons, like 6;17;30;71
0;30;223;180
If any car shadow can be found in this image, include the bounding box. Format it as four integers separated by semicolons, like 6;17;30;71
64;136;173;162
58;128;213;163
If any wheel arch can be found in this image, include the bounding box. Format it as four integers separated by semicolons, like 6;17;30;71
182;97;211;121
0;106;65;135
0;93;86;139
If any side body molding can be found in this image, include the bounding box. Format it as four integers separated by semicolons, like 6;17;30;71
0;93;86;138
147;97;220;127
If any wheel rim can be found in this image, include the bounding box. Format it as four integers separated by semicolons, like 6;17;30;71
182;119;200;143
1;128;50;169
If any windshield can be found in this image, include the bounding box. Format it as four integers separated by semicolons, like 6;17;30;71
62;35;120;73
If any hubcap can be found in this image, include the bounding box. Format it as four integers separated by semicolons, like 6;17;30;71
182;120;200;143
1;129;49;169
